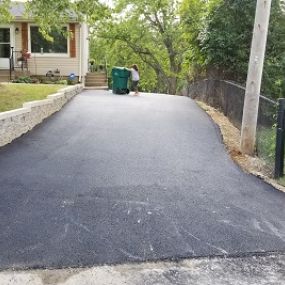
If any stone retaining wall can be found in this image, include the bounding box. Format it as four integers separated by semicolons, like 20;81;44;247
0;84;83;147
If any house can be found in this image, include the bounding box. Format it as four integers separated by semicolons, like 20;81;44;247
0;2;89;83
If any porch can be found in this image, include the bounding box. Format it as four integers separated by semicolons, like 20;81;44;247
0;44;29;82
0;68;29;83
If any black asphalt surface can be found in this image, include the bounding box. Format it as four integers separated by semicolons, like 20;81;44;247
0;90;285;270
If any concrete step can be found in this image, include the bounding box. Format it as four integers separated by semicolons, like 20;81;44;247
85;82;108;87
86;72;106;75
86;72;106;76
86;77;107;82
85;77;107;81
86;73;106;78
0;70;26;82
0;74;10;82
85;80;107;85
85;72;108;88
85;78;107;83
84;86;108;90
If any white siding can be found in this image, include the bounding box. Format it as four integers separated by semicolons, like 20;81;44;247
80;23;89;82
14;23;81;76
14;23;22;51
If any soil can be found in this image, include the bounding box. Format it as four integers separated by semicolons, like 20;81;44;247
196;101;285;193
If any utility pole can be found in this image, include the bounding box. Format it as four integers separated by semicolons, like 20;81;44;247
240;0;272;155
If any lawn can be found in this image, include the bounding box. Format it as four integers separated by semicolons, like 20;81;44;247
0;83;65;112
256;127;275;162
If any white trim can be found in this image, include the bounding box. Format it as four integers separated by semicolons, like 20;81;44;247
0;24;15;69
79;24;82;82
80;22;89;79
28;23;70;57
28;54;70;58
0;24;15;46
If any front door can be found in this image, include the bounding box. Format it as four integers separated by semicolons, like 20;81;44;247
0;27;11;69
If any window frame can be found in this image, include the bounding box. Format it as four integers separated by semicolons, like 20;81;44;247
28;24;70;57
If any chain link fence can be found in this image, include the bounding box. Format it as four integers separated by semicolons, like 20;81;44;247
186;79;277;174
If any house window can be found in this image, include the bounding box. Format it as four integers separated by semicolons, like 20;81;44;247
0;28;10;58
30;26;68;54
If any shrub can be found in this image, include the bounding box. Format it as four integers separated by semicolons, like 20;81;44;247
67;79;76;85
12;76;34;83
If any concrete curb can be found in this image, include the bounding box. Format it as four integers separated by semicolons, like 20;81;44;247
0;84;83;147
0;254;284;285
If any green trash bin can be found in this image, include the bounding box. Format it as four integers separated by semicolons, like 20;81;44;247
111;67;130;94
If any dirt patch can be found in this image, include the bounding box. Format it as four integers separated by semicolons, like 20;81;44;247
196;101;285;193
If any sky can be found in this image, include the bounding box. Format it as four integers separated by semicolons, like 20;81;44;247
12;0;114;7
13;0;113;3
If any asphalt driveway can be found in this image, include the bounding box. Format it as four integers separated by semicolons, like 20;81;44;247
0;90;284;270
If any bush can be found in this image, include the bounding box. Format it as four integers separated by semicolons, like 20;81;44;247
39;77;67;85
256;127;276;167
12;76;34;83
55;80;68;85
67;79;76;85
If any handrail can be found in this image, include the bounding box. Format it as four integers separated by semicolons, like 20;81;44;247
9;46;14;80
9;48;30;80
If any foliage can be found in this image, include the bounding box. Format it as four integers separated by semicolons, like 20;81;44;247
67;79;76;85
179;0;210;81
1;0;285;98
256;126;276;168
87;0;285;96
12;76;34;83
197;0;255;81
55;80;68;85
40;78;68;85
90;0;191;94
12;76;68;85
0;0;13;23
262;1;285;99
194;0;285;100
0;0;109;36
90;37;158;92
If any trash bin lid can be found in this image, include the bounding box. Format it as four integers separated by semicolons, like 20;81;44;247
112;67;130;77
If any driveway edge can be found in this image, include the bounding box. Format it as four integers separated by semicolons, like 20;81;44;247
0;84;83;147
0;253;284;285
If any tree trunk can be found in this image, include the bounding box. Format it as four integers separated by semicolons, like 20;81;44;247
168;76;177;95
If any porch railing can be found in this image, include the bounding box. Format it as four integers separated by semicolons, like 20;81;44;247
9;46;14;80
88;62;108;73
9;46;29;80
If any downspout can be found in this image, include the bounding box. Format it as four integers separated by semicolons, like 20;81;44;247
78;23;82;83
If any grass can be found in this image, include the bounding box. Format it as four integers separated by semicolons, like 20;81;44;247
256;126;276;167
0;83;65;112
278;177;285;187
257;127;285;187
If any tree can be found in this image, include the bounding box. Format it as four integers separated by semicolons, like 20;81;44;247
91;0;190;94
262;0;285;99
0;0;108;34
0;0;13;23
179;0;211;81
90;36;158;92
195;0;285;100
198;0;256;81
